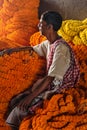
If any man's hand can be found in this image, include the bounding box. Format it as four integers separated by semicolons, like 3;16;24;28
17;94;34;112
0;46;33;56
17;76;54;112
32;78;45;92
10;91;30;109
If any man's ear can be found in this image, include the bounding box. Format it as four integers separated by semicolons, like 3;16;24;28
47;24;53;30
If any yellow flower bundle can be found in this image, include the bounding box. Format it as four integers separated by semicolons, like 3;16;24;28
58;18;87;46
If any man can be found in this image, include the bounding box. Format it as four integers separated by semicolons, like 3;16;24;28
6;11;80;130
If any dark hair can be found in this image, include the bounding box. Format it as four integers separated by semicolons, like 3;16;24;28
42;11;62;31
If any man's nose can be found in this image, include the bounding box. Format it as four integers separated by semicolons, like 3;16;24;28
38;23;40;28
38;22;42;28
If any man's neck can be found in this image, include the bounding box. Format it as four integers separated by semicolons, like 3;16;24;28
49;34;61;44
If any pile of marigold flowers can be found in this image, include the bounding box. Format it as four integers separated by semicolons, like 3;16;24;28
0;48;46;130
0;0;39;46
0;0;40;128
0;17;87;130
20;93;87;130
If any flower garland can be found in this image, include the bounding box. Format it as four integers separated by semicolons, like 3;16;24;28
20;93;87;130
0;1;41;127
0;17;87;129
0;0;39;46
58;18;87;46
0;49;46;128
30;32;47;46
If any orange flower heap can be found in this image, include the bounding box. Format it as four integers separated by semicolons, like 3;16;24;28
0;47;46;129
20;93;87;130
0;0;40;47
30;32;47;46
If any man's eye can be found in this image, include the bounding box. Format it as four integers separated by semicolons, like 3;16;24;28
40;23;42;26
39;23;42;26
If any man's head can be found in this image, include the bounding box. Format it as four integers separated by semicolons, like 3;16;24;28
38;11;62;36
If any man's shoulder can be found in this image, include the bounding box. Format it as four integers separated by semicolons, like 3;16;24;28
40;40;50;47
55;39;70;52
41;40;49;44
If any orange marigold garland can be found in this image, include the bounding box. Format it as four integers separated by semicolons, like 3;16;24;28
0;0;40;47
0;48;46;129
0;18;86;129
68;43;87;89
30;32;47;46
20;93;87;130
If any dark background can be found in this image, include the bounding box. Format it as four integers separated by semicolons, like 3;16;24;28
39;0;87;20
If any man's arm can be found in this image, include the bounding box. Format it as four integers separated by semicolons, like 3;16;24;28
32;76;54;95
0;46;34;56
18;76;54;111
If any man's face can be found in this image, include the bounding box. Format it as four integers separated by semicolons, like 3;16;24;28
38;15;48;36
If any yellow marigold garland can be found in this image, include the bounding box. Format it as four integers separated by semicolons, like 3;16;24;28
58;18;87;45
72;35;83;45
80;28;87;45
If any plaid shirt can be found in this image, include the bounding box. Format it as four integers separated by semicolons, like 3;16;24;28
47;39;80;92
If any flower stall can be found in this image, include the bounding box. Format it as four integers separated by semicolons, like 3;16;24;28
0;0;87;130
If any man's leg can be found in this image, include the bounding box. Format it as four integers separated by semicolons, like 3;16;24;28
11;126;18;130
6;107;29;129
